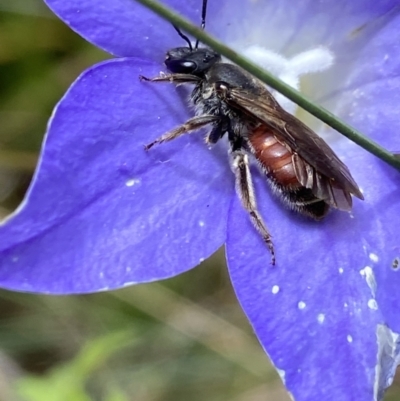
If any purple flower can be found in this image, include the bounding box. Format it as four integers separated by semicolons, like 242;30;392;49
1;0;400;399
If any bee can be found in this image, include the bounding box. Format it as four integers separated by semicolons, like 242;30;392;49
140;0;364;265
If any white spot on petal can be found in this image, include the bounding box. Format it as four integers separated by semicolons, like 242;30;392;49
298;301;306;310
317;313;325;324
360;265;377;296
369;253;379;263
272;285;280;294
338;267;344;274
368;299;378;310
347;335;353;343
198;220;205;227
126;178;141;187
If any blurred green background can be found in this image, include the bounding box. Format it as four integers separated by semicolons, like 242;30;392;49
0;1;398;400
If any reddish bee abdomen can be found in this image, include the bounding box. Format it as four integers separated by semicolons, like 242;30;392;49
249;125;299;187
248;124;330;219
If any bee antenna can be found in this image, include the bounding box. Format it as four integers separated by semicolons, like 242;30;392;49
173;25;193;51
195;0;208;49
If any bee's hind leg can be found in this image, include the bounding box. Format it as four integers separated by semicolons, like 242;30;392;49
231;148;276;265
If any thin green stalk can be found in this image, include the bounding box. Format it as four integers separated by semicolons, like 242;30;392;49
134;0;400;171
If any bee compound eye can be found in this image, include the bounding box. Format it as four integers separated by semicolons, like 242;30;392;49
165;59;197;74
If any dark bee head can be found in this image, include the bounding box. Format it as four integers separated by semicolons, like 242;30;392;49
166;0;217;76
165;47;221;75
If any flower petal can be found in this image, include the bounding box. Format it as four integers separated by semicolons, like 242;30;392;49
226;9;400;400
43;0;397;61
214;0;397;49
331;11;400;342
0;58;233;293
43;0;213;58
226;172;383;401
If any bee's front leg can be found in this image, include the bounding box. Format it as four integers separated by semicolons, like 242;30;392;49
145;115;220;150
139;73;201;85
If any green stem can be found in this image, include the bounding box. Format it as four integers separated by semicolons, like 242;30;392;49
134;0;400;171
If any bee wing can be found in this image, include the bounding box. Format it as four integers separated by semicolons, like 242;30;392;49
225;87;364;207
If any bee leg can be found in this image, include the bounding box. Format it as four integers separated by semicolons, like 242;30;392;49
139;73;201;84
145;115;220;150
205;118;229;144
232;150;276;265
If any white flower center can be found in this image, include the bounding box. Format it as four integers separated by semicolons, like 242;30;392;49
242;45;335;115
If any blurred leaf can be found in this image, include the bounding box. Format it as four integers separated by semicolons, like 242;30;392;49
15;331;136;401
105;387;130;401
0;0;52;17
